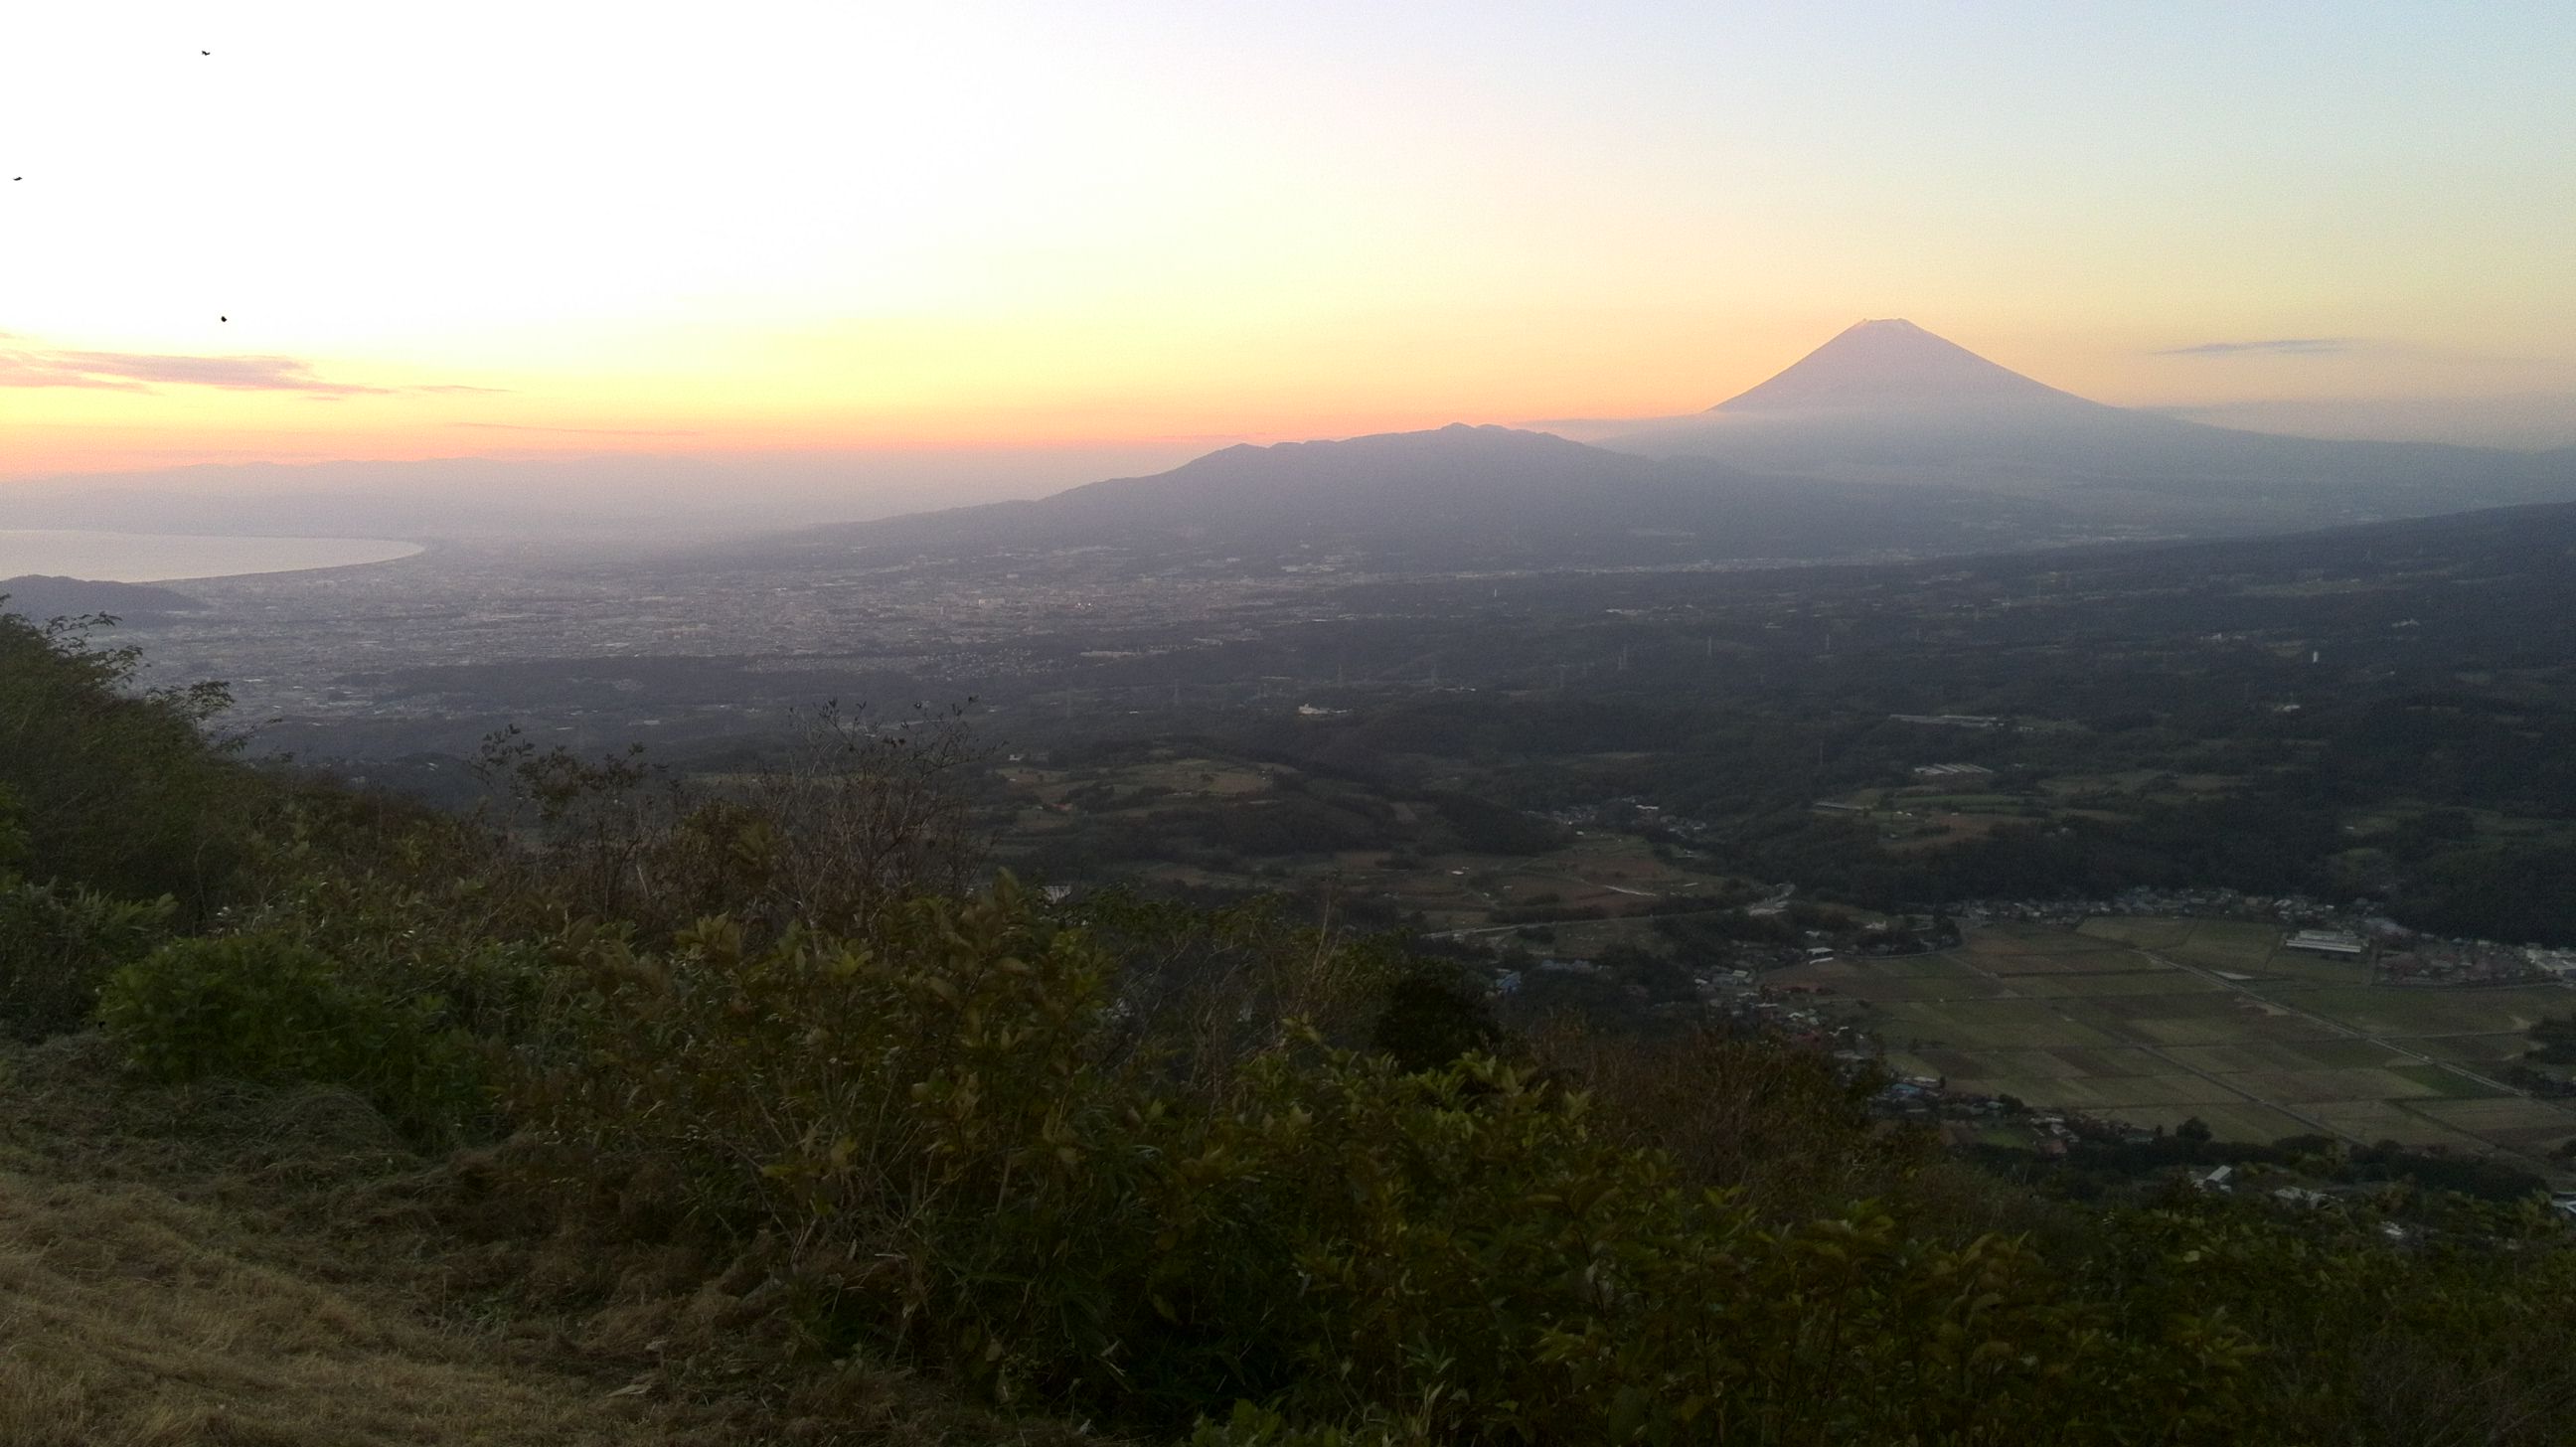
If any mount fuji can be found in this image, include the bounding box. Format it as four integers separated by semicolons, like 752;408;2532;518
1592;319;2575;528
1710;317;2100;415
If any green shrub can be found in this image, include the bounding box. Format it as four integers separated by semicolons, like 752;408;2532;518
517;879;2286;1441
519;879;1160;1401
0;879;175;1040
99;931;483;1134
104;933;367;1083
1142;1044;2267;1444
229;832;562;1055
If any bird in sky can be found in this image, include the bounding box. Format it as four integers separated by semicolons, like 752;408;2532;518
201;50;211;56
219;315;228;323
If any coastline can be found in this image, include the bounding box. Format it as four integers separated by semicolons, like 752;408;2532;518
0;530;426;584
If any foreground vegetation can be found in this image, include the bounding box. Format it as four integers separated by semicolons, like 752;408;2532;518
8;607;2576;1444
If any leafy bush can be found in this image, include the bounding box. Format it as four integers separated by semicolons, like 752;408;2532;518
99;931;483;1134
104;933;369;1082
517;878;1162;1403
0;878;175;1040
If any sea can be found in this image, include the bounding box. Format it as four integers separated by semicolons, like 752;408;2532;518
0;530;422;583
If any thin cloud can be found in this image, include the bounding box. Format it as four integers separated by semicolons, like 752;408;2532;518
45;350;391;394
0;353;152;390
451;421;701;436
0;344;493;396
2156;338;2358;358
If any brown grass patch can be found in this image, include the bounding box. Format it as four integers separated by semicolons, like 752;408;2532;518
0;1176;669;1446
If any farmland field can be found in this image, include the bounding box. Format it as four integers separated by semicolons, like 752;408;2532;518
2407;1034;2537;1066
2005;970;2225;998
1789;919;2576;1166
2078;916;2326;977
2259;986;2570;1039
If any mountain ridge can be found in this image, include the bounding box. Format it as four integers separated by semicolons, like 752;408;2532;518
0;575;205;622
735;422;2074;572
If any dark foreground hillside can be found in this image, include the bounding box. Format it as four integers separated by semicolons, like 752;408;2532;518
6;608;2576;1445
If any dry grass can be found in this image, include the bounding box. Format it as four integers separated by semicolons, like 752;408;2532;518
0;1038;669;1447
0;1037;1109;1447
0;1176;662;1446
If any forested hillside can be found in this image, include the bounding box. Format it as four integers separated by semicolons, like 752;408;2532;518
6;610;2576;1445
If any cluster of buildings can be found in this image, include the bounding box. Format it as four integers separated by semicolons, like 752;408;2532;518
1728;993;1877;1059
1909;761;1995;780
2382;940;2576;986
1855;1074;2130;1152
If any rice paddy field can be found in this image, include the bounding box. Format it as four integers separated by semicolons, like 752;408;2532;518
1771;918;2576;1165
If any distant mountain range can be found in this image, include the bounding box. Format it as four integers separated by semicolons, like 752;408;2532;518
746;423;2087;573
0;575;203;623
711;319;2576;576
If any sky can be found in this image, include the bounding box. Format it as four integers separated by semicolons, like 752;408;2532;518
5;0;2573;490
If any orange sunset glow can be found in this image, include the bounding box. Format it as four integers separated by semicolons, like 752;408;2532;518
7;2;2574;488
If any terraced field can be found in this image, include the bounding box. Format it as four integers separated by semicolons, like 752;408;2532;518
1773;918;2576;1165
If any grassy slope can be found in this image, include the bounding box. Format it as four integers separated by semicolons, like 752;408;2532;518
0;1035;677;1447
0;1037;1091;1447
